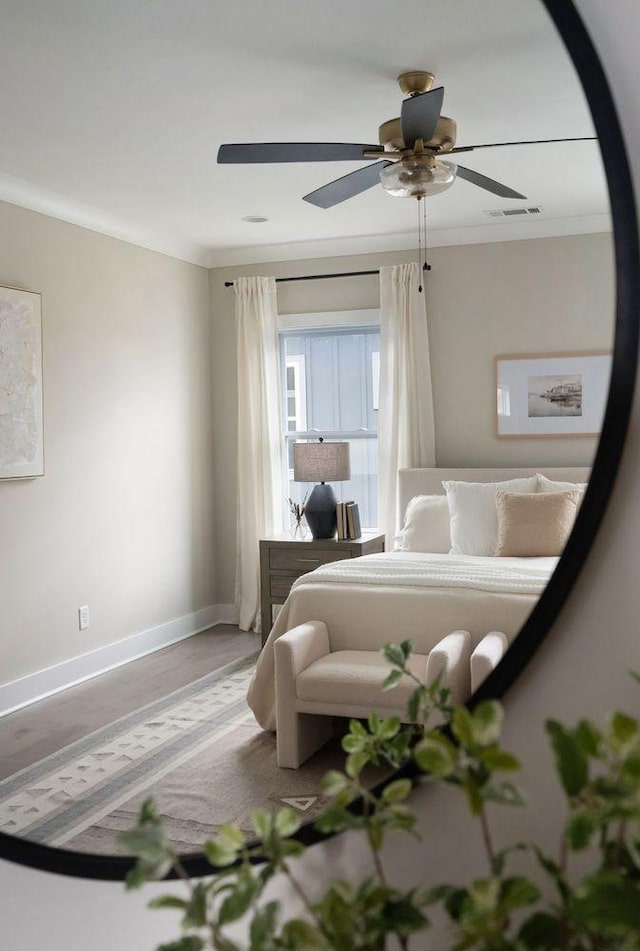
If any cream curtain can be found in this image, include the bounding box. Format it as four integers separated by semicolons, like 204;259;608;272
378;263;436;546
234;276;283;632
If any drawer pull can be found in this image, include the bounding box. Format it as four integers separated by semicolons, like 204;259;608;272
299;558;320;563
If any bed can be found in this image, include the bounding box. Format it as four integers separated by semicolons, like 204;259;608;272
247;466;589;731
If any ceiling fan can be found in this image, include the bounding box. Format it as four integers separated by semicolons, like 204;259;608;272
217;70;594;209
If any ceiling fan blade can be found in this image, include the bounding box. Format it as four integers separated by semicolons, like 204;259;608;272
217;143;384;164
303;161;394;208
455;164;527;199
451;136;596;154
401;87;444;148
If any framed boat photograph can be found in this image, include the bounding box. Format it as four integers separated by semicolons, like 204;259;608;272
495;351;612;438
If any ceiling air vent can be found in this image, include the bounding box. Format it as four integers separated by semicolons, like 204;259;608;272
485;206;543;218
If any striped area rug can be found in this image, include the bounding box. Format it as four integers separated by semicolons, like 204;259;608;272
0;653;354;855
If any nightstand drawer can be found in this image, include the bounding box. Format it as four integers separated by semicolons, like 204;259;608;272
269;548;352;572
270;575;300;600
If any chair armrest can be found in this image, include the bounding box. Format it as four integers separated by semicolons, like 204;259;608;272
470;631;508;693
425;630;471;704
274;621;331;680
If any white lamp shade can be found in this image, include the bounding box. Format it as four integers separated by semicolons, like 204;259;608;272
293;441;351;483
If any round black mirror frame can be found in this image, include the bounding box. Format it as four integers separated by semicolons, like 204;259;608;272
0;0;637;882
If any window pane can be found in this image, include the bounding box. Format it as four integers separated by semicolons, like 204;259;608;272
282;327;380;532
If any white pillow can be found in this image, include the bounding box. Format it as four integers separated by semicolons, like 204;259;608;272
537;473;588;494
394;495;451;553
443;477;538;556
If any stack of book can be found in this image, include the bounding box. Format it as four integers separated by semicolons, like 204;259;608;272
336;501;361;540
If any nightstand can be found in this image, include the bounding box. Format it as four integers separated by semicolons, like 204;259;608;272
259;532;385;644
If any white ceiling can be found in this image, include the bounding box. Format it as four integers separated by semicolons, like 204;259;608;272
0;0;609;267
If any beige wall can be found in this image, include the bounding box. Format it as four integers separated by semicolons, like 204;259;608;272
0;201;215;686
210;231;614;602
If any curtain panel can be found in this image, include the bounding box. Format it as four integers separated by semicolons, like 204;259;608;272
234;276;283;632
378;263;436;546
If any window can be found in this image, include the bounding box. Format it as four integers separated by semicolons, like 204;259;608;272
280;323;380;530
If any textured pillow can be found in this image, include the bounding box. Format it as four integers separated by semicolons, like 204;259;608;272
394;495;451;553
443;477;538;556
495;489;581;557
537;473;588;495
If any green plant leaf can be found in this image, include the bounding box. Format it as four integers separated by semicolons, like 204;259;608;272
157;938;206;951
281;918;330;948
250;808;272;841
468;877;500;913
218;880;258;926
608;711;639;755
345;750;369;778
249;901;279;949
500;876;540;911
378;716;402;739
478;748;520;772
462;778;484;815
382;669;404;691
571;877;640;932
546;720;589;797
482;781;526;807
274;807;301;838
383;643;408;669
566;810;598;851
414;734;456;778
382;778;413;804
451;707;475;748
574;719;602;756
183;882;208;929
216;823;245;851
471;701;504;746
203;840;238;867
622;751;640;781
321;770;350;797
518;911;562;949
407;689;422;724
147;895;190;911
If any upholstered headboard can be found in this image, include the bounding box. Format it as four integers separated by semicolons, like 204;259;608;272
398;467;590;522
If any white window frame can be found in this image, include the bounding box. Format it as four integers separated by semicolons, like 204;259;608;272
278;309;380;531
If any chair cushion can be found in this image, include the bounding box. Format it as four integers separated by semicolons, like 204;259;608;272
295;650;426;710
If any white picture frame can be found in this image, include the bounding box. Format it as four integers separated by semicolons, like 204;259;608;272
495;351;612;438
0;285;44;478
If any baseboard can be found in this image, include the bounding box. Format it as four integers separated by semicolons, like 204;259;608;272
0;603;239;718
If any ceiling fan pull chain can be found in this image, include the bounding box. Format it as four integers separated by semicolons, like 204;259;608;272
417;197;424;293
417;197;431;294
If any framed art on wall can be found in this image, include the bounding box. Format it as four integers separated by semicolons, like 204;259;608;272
495;351;612;438
0;284;44;478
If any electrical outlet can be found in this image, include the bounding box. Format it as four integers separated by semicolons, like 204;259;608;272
78;605;90;631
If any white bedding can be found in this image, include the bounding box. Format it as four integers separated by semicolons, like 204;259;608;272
247;551;557;731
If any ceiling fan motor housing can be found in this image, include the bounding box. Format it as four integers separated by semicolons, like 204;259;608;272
378;115;457;153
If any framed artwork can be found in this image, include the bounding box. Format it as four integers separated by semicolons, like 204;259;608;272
495;351;612;438
0;285;44;478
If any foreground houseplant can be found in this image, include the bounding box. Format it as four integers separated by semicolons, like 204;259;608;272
120;646;640;949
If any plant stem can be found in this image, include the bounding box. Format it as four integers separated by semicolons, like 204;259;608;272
478;805;496;871
280;861;327;935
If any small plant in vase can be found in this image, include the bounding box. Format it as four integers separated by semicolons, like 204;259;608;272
288;493;308;538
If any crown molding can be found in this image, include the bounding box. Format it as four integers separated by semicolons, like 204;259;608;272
205;212;611;267
0;172;610;270
0;173;211;266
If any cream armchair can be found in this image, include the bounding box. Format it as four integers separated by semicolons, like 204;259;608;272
470;630;508;692
274;621;472;769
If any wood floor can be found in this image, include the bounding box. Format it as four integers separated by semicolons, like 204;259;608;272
0;625;260;780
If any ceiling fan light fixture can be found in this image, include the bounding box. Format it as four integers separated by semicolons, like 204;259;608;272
380;158;457;199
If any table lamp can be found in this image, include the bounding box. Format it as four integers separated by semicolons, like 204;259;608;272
293;438;351;539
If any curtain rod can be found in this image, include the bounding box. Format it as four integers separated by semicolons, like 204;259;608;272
224;269;379;288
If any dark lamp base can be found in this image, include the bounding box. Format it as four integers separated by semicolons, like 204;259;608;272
304;483;337;539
